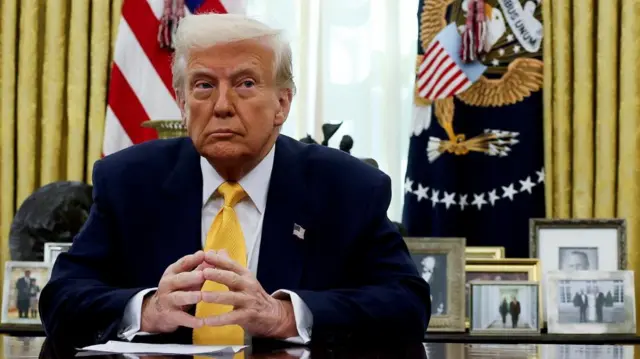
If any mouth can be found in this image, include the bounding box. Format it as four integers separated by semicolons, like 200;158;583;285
207;130;239;139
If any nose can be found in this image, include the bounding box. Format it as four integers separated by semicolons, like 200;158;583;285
213;84;235;119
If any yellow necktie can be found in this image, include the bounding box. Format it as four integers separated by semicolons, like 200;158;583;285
193;182;247;345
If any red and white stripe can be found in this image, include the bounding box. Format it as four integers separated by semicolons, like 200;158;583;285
103;0;245;156
416;40;472;101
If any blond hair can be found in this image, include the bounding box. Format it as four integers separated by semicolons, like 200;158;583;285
171;13;296;97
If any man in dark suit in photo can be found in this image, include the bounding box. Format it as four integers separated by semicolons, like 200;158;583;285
16;270;31;318
595;287;605;323
509;296;520;328
499;298;508;327
39;13;431;347
573;289;588;322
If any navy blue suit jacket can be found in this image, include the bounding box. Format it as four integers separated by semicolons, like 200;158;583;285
39;135;431;346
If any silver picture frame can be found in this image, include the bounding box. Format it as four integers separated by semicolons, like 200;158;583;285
545;270;636;334
529;218;626;321
404;237;466;332
1;261;52;325
469;280;541;335
43;242;72;265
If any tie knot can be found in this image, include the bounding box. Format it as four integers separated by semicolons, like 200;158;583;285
217;182;246;207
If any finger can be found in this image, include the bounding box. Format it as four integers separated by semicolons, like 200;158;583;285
203;268;247;291
203;309;248;327
167;290;203;307
201;290;251;307
162;270;205;292
171;310;204;329
203;251;250;276
165;251;205;276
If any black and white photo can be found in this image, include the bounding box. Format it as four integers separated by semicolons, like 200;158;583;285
558;247;598;271
546;271;636;334
404;237;466;332
470;281;540;334
529;218;626;318
557;280;625;324
1;261;51;325
412;253;447;315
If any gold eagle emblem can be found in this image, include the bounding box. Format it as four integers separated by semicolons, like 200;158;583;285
416;0;543;162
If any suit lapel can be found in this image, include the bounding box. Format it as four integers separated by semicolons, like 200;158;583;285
257;136;309;293
160;139;203;257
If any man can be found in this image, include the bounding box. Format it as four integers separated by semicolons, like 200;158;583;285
420;256;444;315
573;289;588;322
595;287;605;323
499;298;508;327
39;14;431;347
16;270;31;318
562;250;591;271
509;296;520;328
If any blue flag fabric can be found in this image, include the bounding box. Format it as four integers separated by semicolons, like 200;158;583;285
402;0;545;258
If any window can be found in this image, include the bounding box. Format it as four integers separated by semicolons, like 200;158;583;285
613;280;624;303
559;280;572;303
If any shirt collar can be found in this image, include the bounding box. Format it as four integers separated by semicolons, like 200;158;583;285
200;144;275;214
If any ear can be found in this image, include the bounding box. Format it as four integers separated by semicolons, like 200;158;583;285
274;88;293;127
177;91;188;126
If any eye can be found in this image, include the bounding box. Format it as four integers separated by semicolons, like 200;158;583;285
195;81;213;89
240;79;255;88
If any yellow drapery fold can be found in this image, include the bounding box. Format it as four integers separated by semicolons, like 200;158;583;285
544;0;640;332
0;1;123;272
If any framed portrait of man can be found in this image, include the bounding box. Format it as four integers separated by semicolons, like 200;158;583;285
464;258;540;327
546;270;636;334
404;237;466;332
529;218;626;320
1;261;52;325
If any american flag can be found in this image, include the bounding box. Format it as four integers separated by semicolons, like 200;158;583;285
103;0;246;156
416;24;485;101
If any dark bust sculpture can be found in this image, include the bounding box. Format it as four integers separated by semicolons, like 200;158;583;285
9;181;93;261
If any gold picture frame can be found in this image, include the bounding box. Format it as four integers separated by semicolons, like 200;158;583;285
464;258;540;328
404;237;466;332
465;246;505;260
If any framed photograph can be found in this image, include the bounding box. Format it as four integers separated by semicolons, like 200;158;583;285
546;270;636;334
469;281;540;335
465;246;505;260
44;242;72;265
465;258;540;327
529;218;626;318
1;261;52;325
405;237;466;332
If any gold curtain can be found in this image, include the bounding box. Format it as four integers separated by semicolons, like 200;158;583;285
0;0;123;268
543;0;640;331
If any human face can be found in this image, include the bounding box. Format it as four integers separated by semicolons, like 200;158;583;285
181;39;292;169
566;253;588;270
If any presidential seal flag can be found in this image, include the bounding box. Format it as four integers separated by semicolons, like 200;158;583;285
402;0;545;258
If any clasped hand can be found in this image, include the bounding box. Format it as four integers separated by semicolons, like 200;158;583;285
141;250;296;338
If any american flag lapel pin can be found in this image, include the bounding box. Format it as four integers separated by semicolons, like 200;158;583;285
293;223;305;240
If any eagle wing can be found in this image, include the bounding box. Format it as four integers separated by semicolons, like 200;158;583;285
456;58;544;107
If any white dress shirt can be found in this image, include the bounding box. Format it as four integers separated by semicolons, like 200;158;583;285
118;144;313;343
